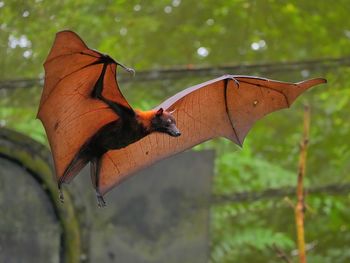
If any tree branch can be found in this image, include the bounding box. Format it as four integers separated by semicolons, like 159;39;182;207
1;56;350;89
211;183;350;204
294;105;310;263
272;243;293;263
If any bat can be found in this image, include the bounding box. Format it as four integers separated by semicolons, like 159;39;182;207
37;30;326;206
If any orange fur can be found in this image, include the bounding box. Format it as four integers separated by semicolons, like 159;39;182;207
135;109;157;131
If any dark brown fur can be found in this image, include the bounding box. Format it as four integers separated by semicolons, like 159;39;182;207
60;107;180;206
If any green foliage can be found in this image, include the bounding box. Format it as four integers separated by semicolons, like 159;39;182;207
1;1;350;262
1;0;350;79
215;146;296;194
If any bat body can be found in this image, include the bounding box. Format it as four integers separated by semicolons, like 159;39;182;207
37;31;326;206
62;106;178;206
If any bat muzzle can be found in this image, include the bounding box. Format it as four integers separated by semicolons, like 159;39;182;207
168;126;181;137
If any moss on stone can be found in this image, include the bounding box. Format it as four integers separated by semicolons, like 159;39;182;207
0;128;83;263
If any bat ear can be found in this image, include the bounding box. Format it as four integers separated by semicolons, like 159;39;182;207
156;108;164;116
168;109;176;115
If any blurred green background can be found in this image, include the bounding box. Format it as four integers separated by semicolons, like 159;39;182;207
1;0;350;262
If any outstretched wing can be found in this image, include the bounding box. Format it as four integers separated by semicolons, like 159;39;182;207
98;75;326;195
37;30;132;183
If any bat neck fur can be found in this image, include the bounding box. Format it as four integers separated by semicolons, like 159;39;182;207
135;109;157;132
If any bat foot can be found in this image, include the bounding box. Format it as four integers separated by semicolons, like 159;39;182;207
96;192;106;208
59;189;65;203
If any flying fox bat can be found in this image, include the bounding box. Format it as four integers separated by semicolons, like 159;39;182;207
37;30;326;207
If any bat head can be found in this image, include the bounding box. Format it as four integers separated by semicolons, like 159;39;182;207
151;108;181;137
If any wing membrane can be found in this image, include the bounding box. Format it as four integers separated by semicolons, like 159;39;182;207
37;30;132;182
98;76;325;194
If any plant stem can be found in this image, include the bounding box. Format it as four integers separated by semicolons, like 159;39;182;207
295;105;310;263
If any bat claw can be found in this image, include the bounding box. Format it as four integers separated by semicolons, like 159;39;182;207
227;76;240;88
126;67;135;76
59;189;64;203
115;61;135;76
97;197;106;207
96;192;106;207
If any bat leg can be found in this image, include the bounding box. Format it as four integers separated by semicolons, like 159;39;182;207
61;146;91;185
90;157;106;207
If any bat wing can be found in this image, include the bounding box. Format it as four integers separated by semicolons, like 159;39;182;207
98;75;326;195
37;30;132;183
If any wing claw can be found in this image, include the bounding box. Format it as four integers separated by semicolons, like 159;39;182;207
227;76;240;88
115;61;135;76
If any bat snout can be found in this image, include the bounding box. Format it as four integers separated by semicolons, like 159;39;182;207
172;131;181;137
168;125;181;137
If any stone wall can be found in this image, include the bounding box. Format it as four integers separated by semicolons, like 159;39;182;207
0;128;214;263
